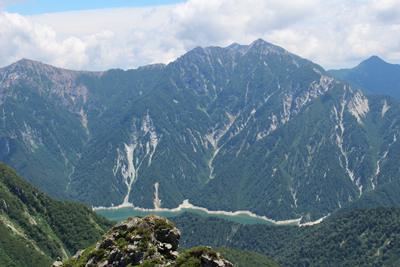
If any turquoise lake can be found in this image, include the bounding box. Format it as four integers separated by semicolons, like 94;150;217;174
96;207;284;225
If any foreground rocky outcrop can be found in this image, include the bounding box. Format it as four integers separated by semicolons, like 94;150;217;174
62;214;234;267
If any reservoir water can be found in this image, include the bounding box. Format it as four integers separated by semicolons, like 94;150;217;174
96;207;283;225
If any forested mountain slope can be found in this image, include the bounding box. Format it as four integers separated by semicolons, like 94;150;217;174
171;208;400;267
215;246;283;267
1;39;400;221
0;161;114;266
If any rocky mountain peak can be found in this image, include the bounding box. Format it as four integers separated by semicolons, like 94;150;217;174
0;58;104;93
239;38;287;56
2;58;67;78
137;63;166;71
224;42;247;52
0;58;105;127
63;214;234;267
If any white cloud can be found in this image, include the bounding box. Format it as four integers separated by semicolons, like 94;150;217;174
0;0;26;10
0;11;128;70
160;0;320;50
0;0;400;71
370;0;400;24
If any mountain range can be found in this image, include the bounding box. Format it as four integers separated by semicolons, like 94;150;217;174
1;39;400;222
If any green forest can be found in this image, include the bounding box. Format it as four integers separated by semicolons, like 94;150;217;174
0;161;115;265
171;208;400;266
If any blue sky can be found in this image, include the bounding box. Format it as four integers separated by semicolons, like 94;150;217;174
0;0;399;71
6;0;186;15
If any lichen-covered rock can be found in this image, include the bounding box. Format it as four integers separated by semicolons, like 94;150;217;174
202;253;234;267
72;250;84;262
62;215;179;267
155;227;181;250
175;245;234;267
62;215;234;267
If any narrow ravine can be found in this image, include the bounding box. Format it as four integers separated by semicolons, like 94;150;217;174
113;114;162;206
205;112;237;180
372;151;388;189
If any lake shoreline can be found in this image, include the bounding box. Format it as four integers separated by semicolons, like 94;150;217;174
93;199;303;225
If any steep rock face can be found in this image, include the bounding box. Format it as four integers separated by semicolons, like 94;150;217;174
62;215;234;267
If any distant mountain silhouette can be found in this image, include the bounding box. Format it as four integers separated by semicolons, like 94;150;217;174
328;56;400;101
